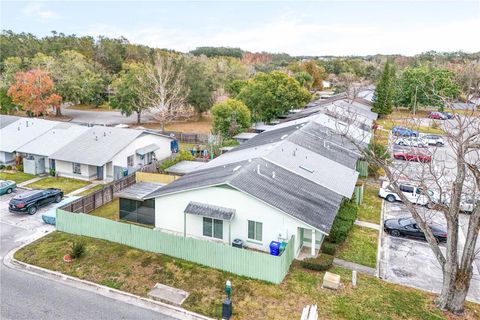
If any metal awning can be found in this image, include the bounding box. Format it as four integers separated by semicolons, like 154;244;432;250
136;144;159;155
184;201;235;221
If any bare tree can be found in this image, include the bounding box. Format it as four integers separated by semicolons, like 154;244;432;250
335;75;480;314
144;51;193;130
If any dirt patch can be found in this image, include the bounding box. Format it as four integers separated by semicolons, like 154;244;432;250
136;115;213;134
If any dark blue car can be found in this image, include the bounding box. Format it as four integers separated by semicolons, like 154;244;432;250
392;126;418;137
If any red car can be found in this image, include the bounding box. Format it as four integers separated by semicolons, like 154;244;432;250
428;112;447;120
393;151;431;162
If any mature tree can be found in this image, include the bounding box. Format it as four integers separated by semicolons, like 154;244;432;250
143;51;191;130
184;56;215;116
294;71;314;90
372;60;396;117
190;47;243;59
0;57;22;114
94;36;128;73
303;60;326;90
7;69;62;116
110;63;152;124
397;66;461;112
28;52;56;73
236;71;311;123
225;79;248;97
211;98;251;138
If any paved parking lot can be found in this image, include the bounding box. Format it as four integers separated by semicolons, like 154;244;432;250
0;188;55;239
380;128;480;303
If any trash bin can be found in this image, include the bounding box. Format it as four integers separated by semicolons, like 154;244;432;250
269;241;281;256
232;239;244;248
279;242;287;255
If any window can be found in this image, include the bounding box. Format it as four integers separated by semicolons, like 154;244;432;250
73;163;81;175
399;185;414;193
203;217;223;239
248;220;263;241
127;155;134;167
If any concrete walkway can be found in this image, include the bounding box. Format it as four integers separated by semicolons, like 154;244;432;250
67;183;102;197
354;220;381;230
17;176;45;188
333;258;376;276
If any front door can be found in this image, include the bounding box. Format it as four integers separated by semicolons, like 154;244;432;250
49;159;56;171
97;166;104;180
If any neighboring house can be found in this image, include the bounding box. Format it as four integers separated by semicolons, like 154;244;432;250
50;126;172;181
232;132;258;144
0;117;58;165
17;123;90;174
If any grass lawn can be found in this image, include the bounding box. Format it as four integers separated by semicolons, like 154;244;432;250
377;118;444;135
77;184;104;196
357;180;382;224
68;104;112;112
336;226;378;268
0;171;35;184
89;198;119;220
26;177;90;195
15;231;480;319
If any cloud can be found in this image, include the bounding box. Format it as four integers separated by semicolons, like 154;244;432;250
82;15;480;56
22;2;59;23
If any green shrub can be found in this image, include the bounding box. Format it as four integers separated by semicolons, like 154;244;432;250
159;150;195;171
0;165;5;170
5;165;12;170
322;242;337;255
50;168;56;177
71;242;85;259
328;200;358;244
221;139;240;147
300;254;334;271
16;163;23;172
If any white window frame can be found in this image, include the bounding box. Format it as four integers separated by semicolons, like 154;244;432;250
248;220;263;242
203;217;223;239
73;162;81;175
127;155;134;167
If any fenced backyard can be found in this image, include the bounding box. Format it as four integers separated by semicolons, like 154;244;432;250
159;130;211;144
60;174;136;213
56;210;296;284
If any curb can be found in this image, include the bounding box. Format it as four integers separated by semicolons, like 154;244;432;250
3;236;213;320
376;199;386;278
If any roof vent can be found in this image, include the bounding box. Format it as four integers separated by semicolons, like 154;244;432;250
257;164;260;174
299;165;315;173
272;171;276;179
281;134;288;140
233;165;241;172
94;136;98;141
104;132;106;137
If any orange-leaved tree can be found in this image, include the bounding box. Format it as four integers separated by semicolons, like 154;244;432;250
7;69;62;116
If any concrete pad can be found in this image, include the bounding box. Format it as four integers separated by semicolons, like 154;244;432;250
147;283;189;306
322;272;341;290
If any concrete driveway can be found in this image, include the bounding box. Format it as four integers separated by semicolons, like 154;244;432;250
61;106;155;125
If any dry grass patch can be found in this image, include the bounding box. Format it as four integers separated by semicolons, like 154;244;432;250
15;232;480;320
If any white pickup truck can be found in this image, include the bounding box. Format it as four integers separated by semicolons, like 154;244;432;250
378;181;436;208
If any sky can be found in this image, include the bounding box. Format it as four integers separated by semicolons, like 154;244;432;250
1;0;479;56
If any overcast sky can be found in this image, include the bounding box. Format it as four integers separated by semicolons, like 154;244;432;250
1;1;479;56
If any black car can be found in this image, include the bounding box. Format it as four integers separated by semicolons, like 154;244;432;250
9;188;64;215
384;217;447;243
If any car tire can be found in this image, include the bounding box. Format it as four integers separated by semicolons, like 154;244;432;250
6;188;12;194
386;195;396;203
390;230;401;237
426;202;434;209
28;206;37;215
398;156;406;160
54;195;62;203
436;142;443;147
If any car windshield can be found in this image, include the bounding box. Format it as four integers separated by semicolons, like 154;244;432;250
398;218;415;227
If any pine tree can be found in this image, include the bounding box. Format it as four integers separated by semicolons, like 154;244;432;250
372;60;395;117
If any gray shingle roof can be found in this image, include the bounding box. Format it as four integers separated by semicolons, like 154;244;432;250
184;201;235;220
0;115;20;129
117;182;164;200
146;158;344;234
50;126;144;166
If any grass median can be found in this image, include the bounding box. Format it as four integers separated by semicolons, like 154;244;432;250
336;225;378;268
15;231;480;319
25;177;90;195
0;171;35;184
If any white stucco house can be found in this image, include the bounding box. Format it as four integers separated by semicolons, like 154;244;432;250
50;126;173;181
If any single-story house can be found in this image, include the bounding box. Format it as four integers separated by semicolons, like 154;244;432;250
0;117;58;165
17;123;90;174
50;126;173;181
144;158;344;256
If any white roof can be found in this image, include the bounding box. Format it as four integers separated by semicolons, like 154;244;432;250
17;123;90;157
313;113;372;144
0;117;59;153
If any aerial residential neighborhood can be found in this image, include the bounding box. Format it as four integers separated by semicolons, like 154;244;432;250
1;1;479;320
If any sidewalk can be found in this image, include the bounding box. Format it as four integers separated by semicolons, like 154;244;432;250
333;258;376;276
67;182;102;196
17;176;45;188
3;235;213;320
354;220;380;230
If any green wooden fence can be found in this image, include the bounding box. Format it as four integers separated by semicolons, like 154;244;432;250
56;210;295;284
356;160;369;178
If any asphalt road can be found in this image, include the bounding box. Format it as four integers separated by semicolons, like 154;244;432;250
0;190;177;320
61;106;155;125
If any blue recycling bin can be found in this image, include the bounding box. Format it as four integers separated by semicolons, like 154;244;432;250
269;241;281;256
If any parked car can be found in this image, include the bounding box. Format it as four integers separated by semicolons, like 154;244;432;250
379;181;437;207
392;126;418;137
0;180;16;195
442;194;476;214
393;150;432;162
442;112;454;119
395;137;427;148
9;188;64;215
384;217;447;242
428;111;448;120
422;135;445;147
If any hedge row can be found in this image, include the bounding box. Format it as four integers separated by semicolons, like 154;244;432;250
328;200;358;244
300;254;334;271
